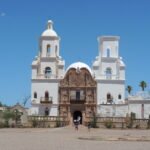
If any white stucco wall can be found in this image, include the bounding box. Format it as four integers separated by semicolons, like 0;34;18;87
144;104;150;118
128;104;141;118
101;40;119;58
32;80;59;104
32;68;37;79
128;103;150;119
41;39;59;57
40;61;57;77
100;61;118;79
97;80;125;104
97;104;128;117
29;105;39;115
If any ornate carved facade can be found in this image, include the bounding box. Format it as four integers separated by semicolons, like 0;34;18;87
59;68;96;124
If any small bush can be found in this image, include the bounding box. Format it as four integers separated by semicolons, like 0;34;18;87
135;124;140;129
91;113;98;128
147;115;150;129
126;112;136;128
104;120;113;128
4;120;9;128
56;118;61;127
32;120;38;128
0;122;4;128
11;123;15;128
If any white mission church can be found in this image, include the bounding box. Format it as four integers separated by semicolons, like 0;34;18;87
29;20;150;123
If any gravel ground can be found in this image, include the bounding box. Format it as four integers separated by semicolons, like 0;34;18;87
0;126;150;150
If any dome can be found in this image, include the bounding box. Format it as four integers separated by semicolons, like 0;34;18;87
66;62;92;74
41;20;58;37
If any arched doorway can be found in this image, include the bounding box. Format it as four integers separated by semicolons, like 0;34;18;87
73;111;82;124
45;107;49;116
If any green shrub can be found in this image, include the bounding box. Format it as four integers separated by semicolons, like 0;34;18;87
56;117;61;127
104;120;113;128
4;120;9;128
32;120;38;128
91;113;98;128
147;115;150;129
0;122;4;128
135;124;140;129
126;112;136;128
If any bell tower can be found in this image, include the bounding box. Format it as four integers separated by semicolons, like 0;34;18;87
31;20;65;116
31;20;65;79
92;36;125;105
40;20;60;58
99;36;119;58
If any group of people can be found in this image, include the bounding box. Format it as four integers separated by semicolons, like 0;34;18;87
74;116;81;130
73;116;91;131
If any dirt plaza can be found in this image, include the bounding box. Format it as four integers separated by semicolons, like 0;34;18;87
0;126;150;150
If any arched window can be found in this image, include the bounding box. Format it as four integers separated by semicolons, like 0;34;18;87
76;90;80;100
45;107;49;116
45;67;51;78
118;94;121;99
34;92;37;98
107;93;112;103
106;68;112;79
107;48;110;57
45;91;49;101
47;44;51;56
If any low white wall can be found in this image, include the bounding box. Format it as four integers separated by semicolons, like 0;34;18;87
97;104;128;117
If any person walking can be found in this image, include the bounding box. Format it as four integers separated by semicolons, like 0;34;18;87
87;122;91;132
74;120;78;131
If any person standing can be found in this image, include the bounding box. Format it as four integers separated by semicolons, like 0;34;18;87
87;122;91;132
77;116;81;124
74;120;78;131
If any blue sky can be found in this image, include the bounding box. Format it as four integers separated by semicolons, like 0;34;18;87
0;0;150;106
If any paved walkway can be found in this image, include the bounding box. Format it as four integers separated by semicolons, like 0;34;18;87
0;126;150;150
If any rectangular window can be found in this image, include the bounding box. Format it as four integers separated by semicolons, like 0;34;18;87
76;91;80;100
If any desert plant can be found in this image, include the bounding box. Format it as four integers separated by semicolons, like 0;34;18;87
135;124;140;129
0;122;4;128
104;120;113;128
2;110;15;127
32;120;38;128
0;101;2;107
147;115;150;129
139;81;147;91
56;116;61;127
126;85;132;95
126;112;136;128
91;113;98;128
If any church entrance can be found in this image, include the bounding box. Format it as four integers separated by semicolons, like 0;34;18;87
73;111;82;124
59;67;97;126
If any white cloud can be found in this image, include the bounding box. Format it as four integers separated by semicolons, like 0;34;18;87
1;12;6;17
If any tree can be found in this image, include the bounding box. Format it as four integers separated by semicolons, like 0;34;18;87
91;112;98;128
22;95;30;106
139;81;147;91
2;110;15;127
126;85;132;94
13;109;22;125
0;101;2;107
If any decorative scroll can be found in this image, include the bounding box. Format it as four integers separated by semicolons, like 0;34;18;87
60;68;96;87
